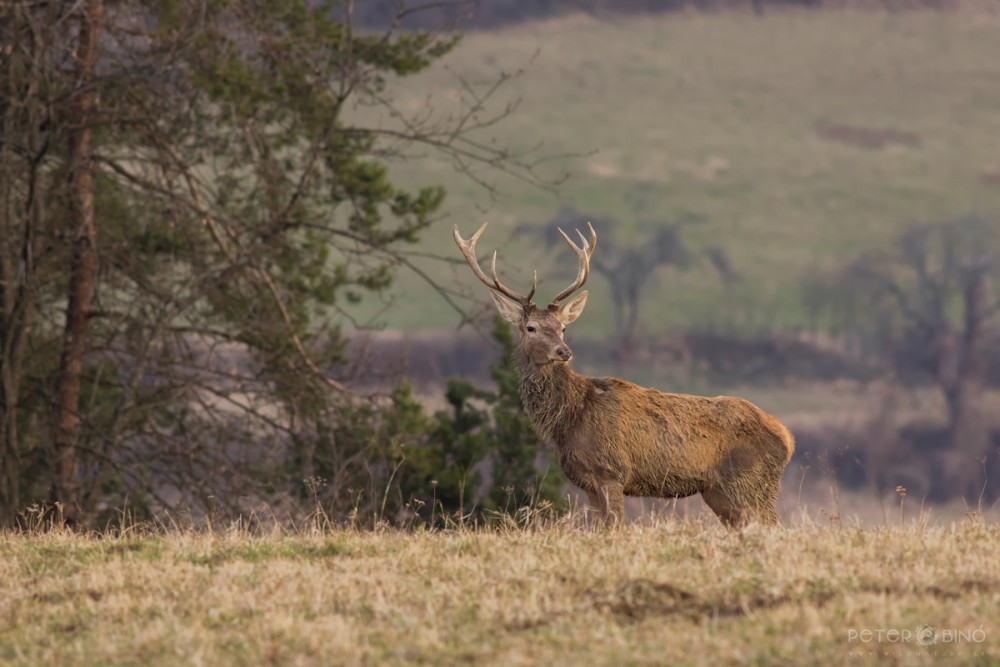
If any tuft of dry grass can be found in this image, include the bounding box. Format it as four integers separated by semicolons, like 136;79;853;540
2;516;998;666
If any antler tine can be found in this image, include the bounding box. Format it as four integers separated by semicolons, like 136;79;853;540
490;251;537;304
550;221;597;305
453;223;535;306
577;222;597;256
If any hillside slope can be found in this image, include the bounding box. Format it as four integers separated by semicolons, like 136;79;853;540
356;10;1000;334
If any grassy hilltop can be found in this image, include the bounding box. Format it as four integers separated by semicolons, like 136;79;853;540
3;519;998;666
361;9;1000;335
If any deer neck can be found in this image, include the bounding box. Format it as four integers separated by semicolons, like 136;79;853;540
514;351;588;445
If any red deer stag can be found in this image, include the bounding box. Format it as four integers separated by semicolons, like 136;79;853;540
453;222;794;527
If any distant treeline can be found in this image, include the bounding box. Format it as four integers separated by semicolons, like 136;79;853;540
357;0;963;31
341;329;1000;390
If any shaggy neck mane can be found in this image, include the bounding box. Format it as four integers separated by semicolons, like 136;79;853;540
514;349;590;445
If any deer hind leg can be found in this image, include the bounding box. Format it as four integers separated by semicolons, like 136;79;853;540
703;479;781;528
701;487;746;527
587;482;625;528
756;478;781;525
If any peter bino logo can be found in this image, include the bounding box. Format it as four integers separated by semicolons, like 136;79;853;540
847;625;986;645
915;625;937;646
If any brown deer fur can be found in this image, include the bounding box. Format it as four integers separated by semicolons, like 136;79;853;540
455;223;794;527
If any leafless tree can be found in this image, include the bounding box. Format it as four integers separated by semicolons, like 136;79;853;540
521;207;733;362
829;217;999;499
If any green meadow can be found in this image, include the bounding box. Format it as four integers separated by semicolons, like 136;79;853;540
357;10;1000;335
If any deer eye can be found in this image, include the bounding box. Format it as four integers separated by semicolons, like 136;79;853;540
526;325;536;333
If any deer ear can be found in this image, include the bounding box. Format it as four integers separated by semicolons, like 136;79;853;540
557;290;588;324
489;291;525;326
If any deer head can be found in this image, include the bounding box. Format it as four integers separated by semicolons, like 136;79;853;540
453;222;596;368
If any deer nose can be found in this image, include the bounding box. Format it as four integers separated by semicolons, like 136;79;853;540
556;347;572;361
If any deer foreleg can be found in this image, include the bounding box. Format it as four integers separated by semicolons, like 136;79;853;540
588;483;625;528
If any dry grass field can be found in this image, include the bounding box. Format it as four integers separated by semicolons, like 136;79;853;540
3;515;998;666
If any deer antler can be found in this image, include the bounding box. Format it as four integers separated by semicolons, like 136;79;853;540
550;221;597;306
453;223;537;307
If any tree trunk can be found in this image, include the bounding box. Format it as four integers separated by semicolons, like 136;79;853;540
1;3;49;524
939;269;993;500
592;262;629;364
606;274;630;365
0;164;19;524
51;0;103;523
0;167;26;524
0;63;17;524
